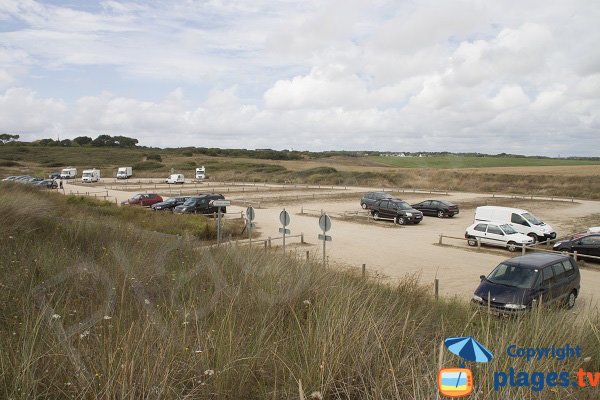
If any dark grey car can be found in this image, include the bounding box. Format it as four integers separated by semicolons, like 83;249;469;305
360;192;396;210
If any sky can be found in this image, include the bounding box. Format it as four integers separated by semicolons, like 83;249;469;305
0;0;599;156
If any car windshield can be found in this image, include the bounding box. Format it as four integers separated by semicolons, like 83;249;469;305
165;198;177;203
500;224;517;234
487;263;538;289
523;212;542;225
392;201;412;210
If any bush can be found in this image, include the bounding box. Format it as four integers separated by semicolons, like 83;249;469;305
133;161;165;170
146;153;162;162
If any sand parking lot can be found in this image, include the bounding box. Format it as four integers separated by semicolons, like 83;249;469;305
64;178;600;311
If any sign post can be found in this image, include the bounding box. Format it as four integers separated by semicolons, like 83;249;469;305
279;209;291;254
318;211;332;267
246;206;256;247
210;199;231;245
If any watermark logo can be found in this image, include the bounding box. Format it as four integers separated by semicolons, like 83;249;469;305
438;336;494;398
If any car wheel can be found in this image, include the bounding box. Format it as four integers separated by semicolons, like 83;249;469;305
448;213;455;218
507;241;518;252
437;210;445;218
373;212;380;220
361;203;367;209
413;220;420;225
527;233;538;244
467;237;477;247
565;290;577;309
397;216;406;225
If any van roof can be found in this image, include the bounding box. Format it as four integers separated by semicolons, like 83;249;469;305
503;253;571;269
476;205;528;214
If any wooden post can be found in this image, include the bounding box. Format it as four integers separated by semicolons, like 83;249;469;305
521;244;526;255
477;237;481;250
300;233;304;243
574;251;578;261
362;263;366;278
268;237;272;248
438;234;443;245
306;251;309;260
434;279;439;300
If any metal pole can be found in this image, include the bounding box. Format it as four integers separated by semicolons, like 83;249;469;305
282;208;286;254
217;206;222;244
322;210;326;268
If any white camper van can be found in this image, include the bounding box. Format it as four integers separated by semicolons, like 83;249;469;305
474;206;556;243
166;174;185;184
82;169;101;183
60;167;77;179
116;166;133;179
195;166;206;181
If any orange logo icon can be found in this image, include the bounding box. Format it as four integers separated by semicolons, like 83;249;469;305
438;367;473;398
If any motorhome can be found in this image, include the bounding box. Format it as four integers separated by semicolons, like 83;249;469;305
116;166;133;179
474;206;556;243
195;166;206;181
81;169;101;183
166;174;185;184
60;167;77;179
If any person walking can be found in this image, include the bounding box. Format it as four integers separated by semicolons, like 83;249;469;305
59;179;63;189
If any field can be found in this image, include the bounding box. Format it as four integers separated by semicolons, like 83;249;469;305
370;155;600;169
3;146;600;398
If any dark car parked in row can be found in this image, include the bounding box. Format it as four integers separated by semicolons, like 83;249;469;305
553;233;600;261
412;200;459;218
151;196;190;211
370;199;423;225
472;253;580;315
121;193;163;207
35;179;58;189
174;194;226;215
360;192;395;210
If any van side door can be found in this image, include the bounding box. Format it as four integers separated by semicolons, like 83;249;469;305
550;262;569;302
539;266;556;305
510;213;530;234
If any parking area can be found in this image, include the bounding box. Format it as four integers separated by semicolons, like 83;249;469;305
61;178;600;312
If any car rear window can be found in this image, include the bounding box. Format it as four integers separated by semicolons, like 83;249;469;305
551;262;566;281
561;260;575;277
474;223;487;232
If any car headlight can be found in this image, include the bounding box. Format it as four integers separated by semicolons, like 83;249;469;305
472;295;483;302
504;303;526;310
406;212;413;217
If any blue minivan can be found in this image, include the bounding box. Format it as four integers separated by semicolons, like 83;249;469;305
472;253;580;315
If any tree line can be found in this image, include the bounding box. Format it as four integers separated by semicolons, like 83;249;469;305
31;134;139;148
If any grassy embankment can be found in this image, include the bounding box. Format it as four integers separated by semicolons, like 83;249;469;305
1;184;599;399
2;145;600;199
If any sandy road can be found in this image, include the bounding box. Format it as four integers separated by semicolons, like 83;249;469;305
63;179;600;311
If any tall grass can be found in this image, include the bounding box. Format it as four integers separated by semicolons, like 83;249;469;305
1;185;599;399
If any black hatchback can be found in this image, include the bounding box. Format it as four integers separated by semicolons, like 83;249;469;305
411;199;459;218
174;194;226;214
472;253;580;315
553;233;600;262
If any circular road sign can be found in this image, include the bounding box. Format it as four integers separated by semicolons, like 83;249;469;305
280;209;290;226
319;214;332;232
246;206;255;222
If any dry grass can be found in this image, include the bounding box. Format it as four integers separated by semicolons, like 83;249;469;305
1;184;600;399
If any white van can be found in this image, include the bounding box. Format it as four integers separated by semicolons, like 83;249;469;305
82;169;100;183
195;166;206;181
474;206;556;243
166;174;184;184
117;166;132;179
60;167;77;179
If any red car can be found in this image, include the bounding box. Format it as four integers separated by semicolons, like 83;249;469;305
121;193;163;207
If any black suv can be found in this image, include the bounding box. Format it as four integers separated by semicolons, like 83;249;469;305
370;199;423;225
472;253;580;315
360;192;395;210
412;199;459;218
151;196;189;211
553;233;600;261
174;194;226;215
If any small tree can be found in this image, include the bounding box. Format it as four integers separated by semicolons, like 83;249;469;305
0;134;20;144
73;136;93;146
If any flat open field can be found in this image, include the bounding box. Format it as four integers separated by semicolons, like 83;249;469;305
370;155;600;169
62;178;600;313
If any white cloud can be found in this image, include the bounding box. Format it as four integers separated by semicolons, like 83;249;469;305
0;0;598;155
